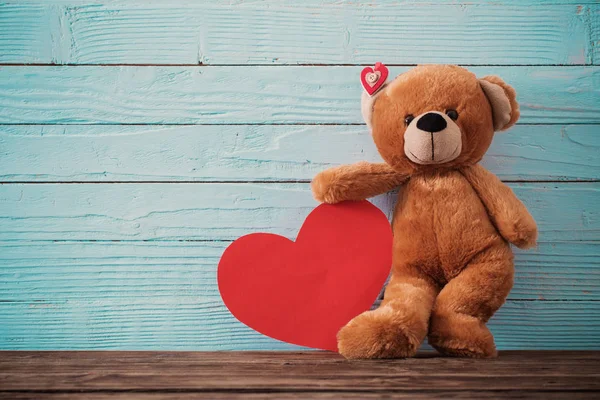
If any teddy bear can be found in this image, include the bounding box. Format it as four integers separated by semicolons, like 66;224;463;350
311;64;538;359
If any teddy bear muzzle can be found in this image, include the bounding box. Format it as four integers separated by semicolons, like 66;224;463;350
404;111;462;165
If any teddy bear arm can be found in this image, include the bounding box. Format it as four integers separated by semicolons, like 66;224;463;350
461;164;538;249
311;161;407;204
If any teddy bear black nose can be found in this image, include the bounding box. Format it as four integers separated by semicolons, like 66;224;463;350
416;112;447;133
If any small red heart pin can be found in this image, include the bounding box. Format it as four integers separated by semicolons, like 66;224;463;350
361;62;389;96
218;201;393;351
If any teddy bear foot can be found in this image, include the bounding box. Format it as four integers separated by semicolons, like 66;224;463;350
337;308;421;359
428;315;498;358
430;341;497;358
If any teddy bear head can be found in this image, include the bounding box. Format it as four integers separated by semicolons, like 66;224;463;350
362;65;519;173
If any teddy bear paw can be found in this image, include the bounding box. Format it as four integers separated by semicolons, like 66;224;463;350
337;309;418;359
311;170;341;204
509;218;538;249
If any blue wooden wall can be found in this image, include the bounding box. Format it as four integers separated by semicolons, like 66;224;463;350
0;0;599;350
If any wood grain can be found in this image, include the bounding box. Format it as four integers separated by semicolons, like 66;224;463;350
0;66;597;124
4;350;600;369
1;124;598;182
0;241;597;302
0;182;597;241
0;269;599;350
0;1;595;65
0;4;54;64
0;238;598;350
0;300;598;351
5;394;599;400
0;351;598;399
591;3;600;65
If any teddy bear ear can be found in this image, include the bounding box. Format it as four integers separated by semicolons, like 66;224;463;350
479;75;520;131
361;91;375;130
361;85;387;131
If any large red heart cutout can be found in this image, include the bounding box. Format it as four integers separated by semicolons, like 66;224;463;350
218;201;393;351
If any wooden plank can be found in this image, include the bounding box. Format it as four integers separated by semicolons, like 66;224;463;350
4;393;599;400
0;296;598;350
0;124;598;182
0;1;594;65
0;352;598;393
0;241;597;302
592;4;600;65
0;182;596;241
4;350;600;366
2;352;600;376
0;66;597;124
0;4;56;64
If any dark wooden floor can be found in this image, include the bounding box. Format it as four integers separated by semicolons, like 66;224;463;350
0;351;599;399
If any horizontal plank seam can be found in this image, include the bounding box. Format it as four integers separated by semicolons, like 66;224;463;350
1;299;598;303
0;123;594;127
1;180;598;184
0;239;596;244
0;63;595;67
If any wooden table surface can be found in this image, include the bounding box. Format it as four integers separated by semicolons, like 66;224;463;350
0;351;599;399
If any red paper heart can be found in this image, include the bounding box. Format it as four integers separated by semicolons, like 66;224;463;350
218;201;392;352
361;62;389;96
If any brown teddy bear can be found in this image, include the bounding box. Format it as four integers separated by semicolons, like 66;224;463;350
311;64;538;359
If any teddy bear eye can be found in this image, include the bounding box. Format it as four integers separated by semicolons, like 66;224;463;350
446;109;459;121
404;114;415;126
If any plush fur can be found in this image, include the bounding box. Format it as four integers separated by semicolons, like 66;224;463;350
311;65;537;359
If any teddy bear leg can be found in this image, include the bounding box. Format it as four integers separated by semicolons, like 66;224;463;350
428;243;514;358
337;266;440;359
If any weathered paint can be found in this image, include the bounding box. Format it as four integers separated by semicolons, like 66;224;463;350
0;66;597;124
0;241;596;303
0;124;598;182
0;1;596;65
0;0;598;351
0;182;597;242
